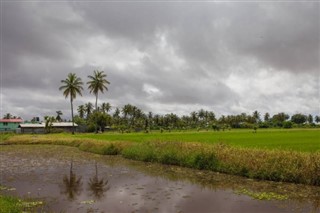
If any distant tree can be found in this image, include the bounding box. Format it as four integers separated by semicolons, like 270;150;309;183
77;105;85;119
101;102;111;114
291;113;307;125
283;121;293;129
89;111;110;132
44;116;56;133
264;112;270;122
87;70;110;111
307;114;313;124
315;116;320;123
85;102;94;119
272;112;289;127
59;73;84;134
56;111;63;122
252;110;261;123
3;113;12;119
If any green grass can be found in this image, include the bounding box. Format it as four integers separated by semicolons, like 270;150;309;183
0;194;43;213
0;195;22;213
75;129;320;152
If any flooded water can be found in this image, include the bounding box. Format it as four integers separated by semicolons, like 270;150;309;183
0;145;319;213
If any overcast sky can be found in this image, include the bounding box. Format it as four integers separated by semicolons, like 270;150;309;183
1;1;319;120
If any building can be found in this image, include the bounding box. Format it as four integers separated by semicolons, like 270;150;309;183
0;118;23;132
19;122;78;134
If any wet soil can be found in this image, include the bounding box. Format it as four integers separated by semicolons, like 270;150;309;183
0;145;319;213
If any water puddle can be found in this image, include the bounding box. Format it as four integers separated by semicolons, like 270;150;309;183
0;145;319;212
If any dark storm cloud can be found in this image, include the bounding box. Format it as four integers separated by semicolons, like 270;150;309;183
223;2;319;72
2;1;319;119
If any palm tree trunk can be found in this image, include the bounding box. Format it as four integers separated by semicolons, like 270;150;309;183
95;94;98;111
95;93;98;133
71;97;74;135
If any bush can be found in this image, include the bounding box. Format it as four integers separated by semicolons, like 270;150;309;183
283;121;293;129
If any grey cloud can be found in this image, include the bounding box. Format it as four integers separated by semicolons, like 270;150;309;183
223;3;319;72
2;2;319;119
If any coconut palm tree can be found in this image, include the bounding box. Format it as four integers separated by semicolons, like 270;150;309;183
101;102;111;114
56;110;63;122
59;73;83;134
85;102;94;119
87;70;110;111
77;105;85;119
3;113;12;119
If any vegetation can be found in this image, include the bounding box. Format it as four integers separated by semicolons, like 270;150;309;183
59;73;84;134
65;101;320;134
87;70;110;112
0;194;43;213
3;130;320;186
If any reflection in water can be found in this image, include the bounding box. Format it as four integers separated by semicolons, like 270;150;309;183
61;160;83;200
1;145;320;213
87;162;110;200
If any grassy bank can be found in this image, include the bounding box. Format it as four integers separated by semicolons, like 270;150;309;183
0;195;43;213
3;132;320;186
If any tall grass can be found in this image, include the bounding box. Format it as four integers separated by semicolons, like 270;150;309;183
3;134;320;186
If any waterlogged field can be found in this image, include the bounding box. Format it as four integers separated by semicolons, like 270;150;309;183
1;145;319;213
2;129;320;186
75;129;320;152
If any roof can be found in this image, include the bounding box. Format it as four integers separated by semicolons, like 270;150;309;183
19;122;78;128
0;119;23;123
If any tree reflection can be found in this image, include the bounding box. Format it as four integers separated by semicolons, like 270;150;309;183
61;160;83;200
87;162;110;200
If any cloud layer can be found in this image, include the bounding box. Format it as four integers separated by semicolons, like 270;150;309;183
2;2;319;120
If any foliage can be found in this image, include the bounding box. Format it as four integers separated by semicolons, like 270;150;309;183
59;73;84;134
87;70;110;111
291;113;307;125
0;195;43;213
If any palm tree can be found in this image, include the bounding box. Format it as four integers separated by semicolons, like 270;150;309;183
3;113;12;119
101;102;111;114
87;70;110;111
59;73;83;134
56;110;63;122
77;105;85;119
85;102;94;119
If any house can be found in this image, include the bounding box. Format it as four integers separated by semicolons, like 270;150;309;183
19;122;78;134
0;118;23;132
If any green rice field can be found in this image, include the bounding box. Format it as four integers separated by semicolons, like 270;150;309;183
75;129;320;152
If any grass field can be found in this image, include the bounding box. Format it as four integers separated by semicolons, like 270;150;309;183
75;129;320;152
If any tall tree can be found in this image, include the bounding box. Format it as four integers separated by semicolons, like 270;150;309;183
252;110;261;123
85;102;94;119
264;113;270;122
77;105;85;119
307;114;313;124
87;70;110;111
101;102;111;114
59;73;83;134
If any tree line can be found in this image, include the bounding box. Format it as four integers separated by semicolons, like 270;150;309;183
58;71;320;133
73;104;320;133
